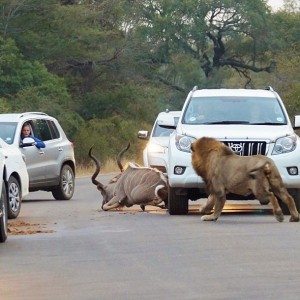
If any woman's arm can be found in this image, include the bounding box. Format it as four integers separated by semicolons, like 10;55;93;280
33;137;46;149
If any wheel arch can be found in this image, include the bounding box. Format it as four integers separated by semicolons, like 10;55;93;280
3;166;21;184
7;171;22;196
62;160;76;176
3;165;7;181
2;166;7;191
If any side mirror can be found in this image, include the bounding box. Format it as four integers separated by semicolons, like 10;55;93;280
21;137;35;147
294;115;300;129
138;130;149;139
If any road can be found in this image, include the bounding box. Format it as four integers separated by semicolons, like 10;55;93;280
0;175;300;300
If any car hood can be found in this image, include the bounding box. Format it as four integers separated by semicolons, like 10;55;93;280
178;124;294;142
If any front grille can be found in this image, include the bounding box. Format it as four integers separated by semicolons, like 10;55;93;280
223;141;267;156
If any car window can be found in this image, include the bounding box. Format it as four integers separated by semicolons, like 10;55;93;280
48;120;60;139
0;122;18;144
32;119;53;141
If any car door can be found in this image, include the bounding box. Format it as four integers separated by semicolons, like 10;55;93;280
32;119;61;183
19;120;46;185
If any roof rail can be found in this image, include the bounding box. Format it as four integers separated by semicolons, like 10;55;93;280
265;86;275;92
20;112;48;118
192;85;198;91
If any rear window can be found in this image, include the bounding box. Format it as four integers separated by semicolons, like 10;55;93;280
48;120;60;139
32;119;52;141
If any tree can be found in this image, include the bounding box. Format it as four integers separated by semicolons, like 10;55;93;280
0;36;83;137
125;0;277;89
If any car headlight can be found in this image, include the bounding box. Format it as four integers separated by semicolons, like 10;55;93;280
272;135;297;155
175;134;196;153
147;143;165;153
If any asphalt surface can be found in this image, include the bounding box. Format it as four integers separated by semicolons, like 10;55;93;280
0;175;300;300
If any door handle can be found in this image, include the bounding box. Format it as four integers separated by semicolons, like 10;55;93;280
58;147;63;152
39;151;45;155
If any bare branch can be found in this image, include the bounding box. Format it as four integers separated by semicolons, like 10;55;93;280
220;58;276;73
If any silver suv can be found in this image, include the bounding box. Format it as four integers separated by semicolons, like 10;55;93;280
0;112;75;202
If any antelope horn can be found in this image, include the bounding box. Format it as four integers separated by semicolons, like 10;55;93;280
88;146;104;190
116;142;130;172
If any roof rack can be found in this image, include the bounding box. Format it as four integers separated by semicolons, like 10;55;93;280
265;86;275;92
20;112;48;117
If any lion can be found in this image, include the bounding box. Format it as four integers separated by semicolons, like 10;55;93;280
191;137;300;222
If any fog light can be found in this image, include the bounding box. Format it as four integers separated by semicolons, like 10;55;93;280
174;166;186;175
287;167;298;175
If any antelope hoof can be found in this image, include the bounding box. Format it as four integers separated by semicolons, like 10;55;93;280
275;212;284;222
201;214;218;222
140;204;145;211
289;214;300;222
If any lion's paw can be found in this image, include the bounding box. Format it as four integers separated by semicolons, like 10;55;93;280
289;214;300;222
201;214;217;221
275;212;284;222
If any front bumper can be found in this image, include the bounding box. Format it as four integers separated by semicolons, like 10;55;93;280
167;142;300;189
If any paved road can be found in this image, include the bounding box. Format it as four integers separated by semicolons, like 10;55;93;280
0;175;300;300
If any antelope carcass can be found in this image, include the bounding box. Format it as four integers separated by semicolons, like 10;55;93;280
89;146;168;211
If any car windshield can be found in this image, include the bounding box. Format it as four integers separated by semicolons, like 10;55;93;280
0;122;18;144
152;123;175;137
183;96;287;125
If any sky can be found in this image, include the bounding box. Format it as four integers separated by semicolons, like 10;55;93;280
267;0;285;10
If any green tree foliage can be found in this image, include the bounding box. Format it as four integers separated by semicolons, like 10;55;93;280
0;0;299;165
74;116;146;165
0;36;83;138
125;0;276;90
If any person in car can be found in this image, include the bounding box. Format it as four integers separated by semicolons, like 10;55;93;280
21;123;45;149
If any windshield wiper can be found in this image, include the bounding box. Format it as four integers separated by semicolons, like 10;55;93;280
203;121;250;125
250;122;284;125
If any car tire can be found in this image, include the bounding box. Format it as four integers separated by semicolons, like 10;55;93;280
0;181;8;243
52;165;75;200
7;176;21;219
168;186;188;215
280;189;300;215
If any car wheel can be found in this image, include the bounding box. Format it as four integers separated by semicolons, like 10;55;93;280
52;165;75;200
7;176;21;219
168;186;188;215
280;189;300;215
0;181;8;243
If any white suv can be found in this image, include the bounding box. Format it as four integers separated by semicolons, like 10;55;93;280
165;87;300;214
0;138;29;242
0;112;76;208
138;110;180;173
